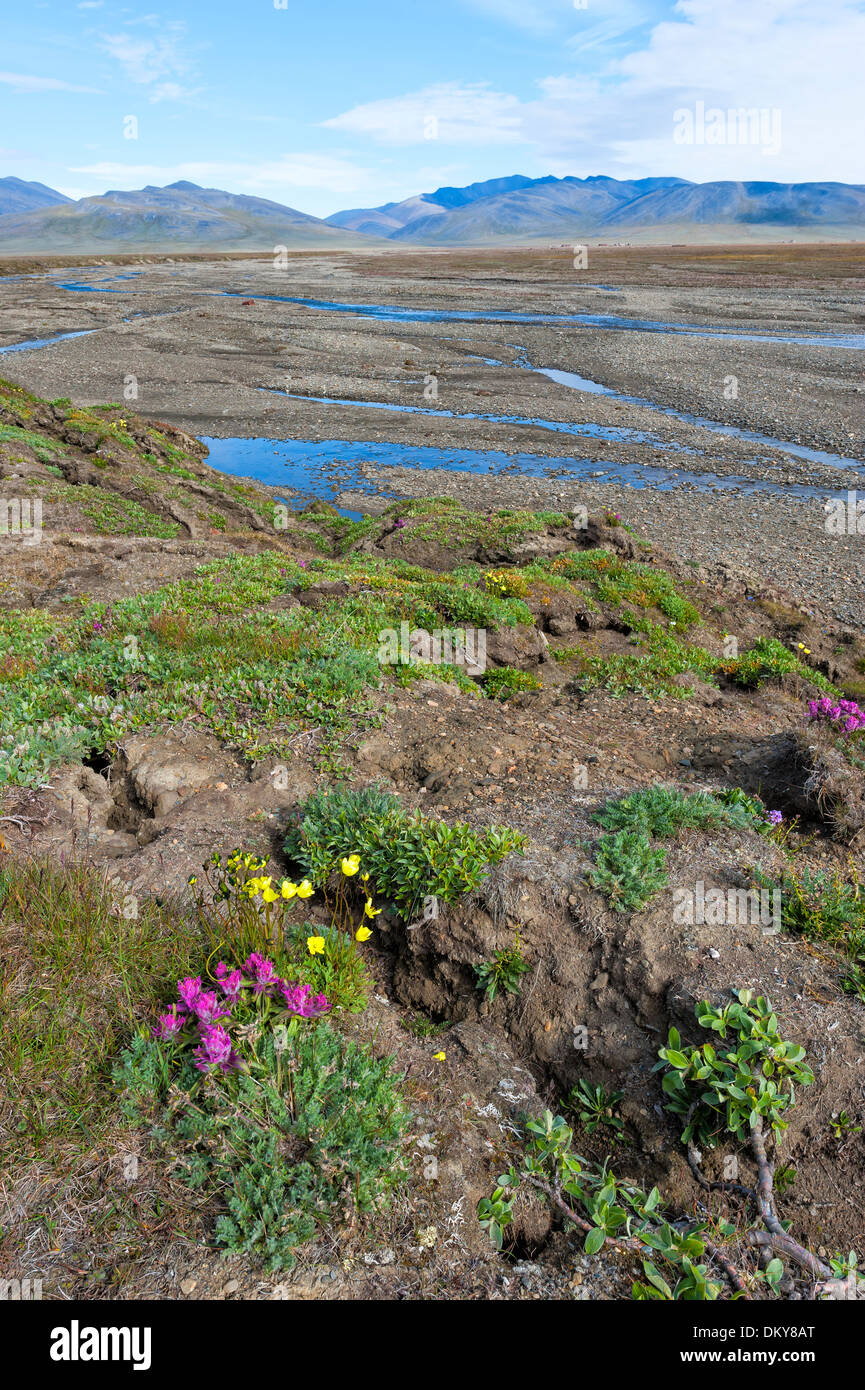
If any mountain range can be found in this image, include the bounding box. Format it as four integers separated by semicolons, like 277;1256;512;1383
0;181;373;253
1;174;864;252
0;177;72;218
327;174;865;243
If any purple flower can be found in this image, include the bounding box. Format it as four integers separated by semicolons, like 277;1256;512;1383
806;695;864;734
193;1024;237;1072
216;966;243;1001
243;952;279;994
279;980;330;1018
191;989;230;1025
766;810;783;825
177;976;203;1010
153;1009;185;1040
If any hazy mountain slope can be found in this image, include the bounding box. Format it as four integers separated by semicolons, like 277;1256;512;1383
327;174;543;235
600;180;865;228
330;174;865;243
0;177;72;217
0;181;377;251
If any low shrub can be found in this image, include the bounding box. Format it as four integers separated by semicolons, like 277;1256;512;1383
474;930;532;1001
115;974;409;1272
593;785;732;839
284;786;526;919
482;666;542;700
586;828;669;914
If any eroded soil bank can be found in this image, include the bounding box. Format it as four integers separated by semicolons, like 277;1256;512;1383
0;250;863;1301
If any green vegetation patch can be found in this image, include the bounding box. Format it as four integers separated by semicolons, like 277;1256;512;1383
0;858;200;1160
284;784;526;918
116;1017;409;1273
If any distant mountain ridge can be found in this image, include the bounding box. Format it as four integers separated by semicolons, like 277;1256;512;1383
0;177;72;217
327;174;865;243
0;181;377;252
1;173;863;252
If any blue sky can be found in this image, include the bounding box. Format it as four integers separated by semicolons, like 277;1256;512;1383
2;1;862;217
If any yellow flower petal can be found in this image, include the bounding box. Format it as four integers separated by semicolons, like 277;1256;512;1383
280;880;297;899
364;900;382;918
340;855;361;876
307;935;326;956
355;926;372;942
432;1051;446;1061
296;880;314;899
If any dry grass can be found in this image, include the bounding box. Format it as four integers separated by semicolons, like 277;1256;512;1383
0;853;200;1163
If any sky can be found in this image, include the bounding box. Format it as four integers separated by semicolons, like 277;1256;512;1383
1;0;863;218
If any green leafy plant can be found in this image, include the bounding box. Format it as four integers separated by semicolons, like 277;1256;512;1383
829;1110;861;1139
482;666;542;700
474;930;532;1001
586;828;668;913
775;1163;797;1195
569;1080;625;1138
723;636;839;695
115;1016;409;1273
752;862;865;953
478;1111;723;1300
593;785;733;839
656;989;814;1147
284;785;525;919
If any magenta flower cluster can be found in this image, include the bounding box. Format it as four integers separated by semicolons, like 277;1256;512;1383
807;696;865;734
153;955;330;1072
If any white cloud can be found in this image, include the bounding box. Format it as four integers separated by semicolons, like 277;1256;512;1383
99;21;199;103
70;155;378;195
323;0;864;183
459;0;562;35
322;83;526;146
0;71;103;94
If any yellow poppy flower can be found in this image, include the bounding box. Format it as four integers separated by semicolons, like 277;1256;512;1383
355;926;372;942
296;880;314;899
432;1051;446;1061
364;899;382;919
262;884;279;903
307;935;326;956
341;855;361;876
280;880;297;899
